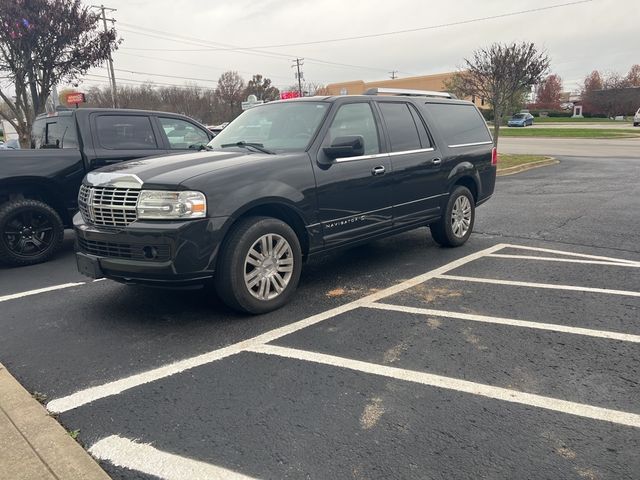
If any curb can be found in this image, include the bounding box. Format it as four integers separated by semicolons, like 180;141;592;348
0;363;111;480
497;157;559;177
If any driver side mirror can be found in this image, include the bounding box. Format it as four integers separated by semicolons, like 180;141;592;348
323;135;364;160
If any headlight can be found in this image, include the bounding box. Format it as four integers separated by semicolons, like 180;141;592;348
136;190;207;220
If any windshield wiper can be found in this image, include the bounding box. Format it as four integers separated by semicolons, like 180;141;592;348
220;141;275;154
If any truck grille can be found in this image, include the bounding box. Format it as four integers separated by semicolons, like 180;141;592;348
78;184;140;228
77;238;171;261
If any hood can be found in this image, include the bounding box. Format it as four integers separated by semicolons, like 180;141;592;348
85;150;266;189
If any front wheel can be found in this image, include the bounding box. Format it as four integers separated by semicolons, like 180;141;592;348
0;199;65;266
430;186;475;247
215;216;302;314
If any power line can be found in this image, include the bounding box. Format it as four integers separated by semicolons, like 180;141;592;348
116;24;414;75
117;52;294;82
122;1;593;51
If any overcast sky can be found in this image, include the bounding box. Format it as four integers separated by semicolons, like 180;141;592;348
78;0;638;94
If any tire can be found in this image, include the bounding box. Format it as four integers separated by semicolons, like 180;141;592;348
430;186;475;247
634;122;639;127
0;199;64;267
215;216;302;314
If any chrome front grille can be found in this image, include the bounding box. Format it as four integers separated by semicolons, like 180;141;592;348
78;184;140;228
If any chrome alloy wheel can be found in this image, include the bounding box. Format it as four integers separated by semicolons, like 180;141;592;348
244;233;294;301
451;195;472;238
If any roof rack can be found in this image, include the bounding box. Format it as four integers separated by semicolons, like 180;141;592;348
364;87;456;99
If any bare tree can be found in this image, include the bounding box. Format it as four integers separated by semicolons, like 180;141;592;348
0;0;119;147
582;66;640;116
446;42;549;147
244;74;279;102
214;71;245;121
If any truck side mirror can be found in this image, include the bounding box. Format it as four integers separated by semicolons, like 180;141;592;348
323;135;364;160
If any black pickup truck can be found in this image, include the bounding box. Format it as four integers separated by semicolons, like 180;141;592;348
0;108;213;266
75;89;497;313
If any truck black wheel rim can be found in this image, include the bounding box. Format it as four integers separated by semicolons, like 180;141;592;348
3;210;55;258
244;233;294;301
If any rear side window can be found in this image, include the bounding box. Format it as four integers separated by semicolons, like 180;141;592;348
378;102;421;152
425;103;492;147
96;115;158;150
31;116;78;149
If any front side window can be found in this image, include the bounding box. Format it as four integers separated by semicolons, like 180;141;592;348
96;115;158;150
159;117;210;150
209;102;329;152
325;102;380;155
31;116;78;149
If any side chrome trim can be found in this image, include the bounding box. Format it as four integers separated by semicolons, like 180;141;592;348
388;148;435;157
394;193;449;208
448;141;493;148
334;153;389;163
334;148;435;163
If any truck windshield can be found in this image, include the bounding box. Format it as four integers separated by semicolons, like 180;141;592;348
31;115;78;149
208;102;329;152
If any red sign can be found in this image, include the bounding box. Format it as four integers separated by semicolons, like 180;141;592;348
66;92;86;105
280;91;300;100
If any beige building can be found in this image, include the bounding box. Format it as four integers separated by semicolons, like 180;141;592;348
324;72;485;108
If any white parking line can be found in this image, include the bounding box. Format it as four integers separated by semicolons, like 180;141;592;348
439;275;640;297
47;244;507;414
0;282;85;303
367;303;640;343
0;278;106;304
89;435;258;480
488;253;640;267
501;244;640;265
248;344;640;428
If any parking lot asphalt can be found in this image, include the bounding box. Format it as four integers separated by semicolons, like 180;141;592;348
1;153;639;479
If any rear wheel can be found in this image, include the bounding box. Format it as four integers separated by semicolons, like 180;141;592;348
215;216;302;314
0;199;64;266
430;186;475;247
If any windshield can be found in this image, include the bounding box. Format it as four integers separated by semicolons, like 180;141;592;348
208;102;329;152
513;114;526;119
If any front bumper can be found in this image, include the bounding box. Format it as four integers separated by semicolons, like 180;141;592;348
73;213;228;288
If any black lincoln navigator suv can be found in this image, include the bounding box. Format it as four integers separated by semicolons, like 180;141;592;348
75;88;497;313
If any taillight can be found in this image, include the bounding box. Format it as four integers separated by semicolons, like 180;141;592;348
491;147;498;166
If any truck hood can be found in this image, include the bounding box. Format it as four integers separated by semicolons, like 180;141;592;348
85;150;262;189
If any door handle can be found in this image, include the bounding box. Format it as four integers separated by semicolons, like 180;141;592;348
371;165;386;176
432;158;442;165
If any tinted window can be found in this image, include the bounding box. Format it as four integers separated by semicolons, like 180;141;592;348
325;103;380;155
96;115;158;150
379;102;421;152
159;117;210;149
425;103;492;147
31;116;78;149
408;104;432;148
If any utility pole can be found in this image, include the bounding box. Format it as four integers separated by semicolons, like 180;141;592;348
389;70;398;80
292;58;304;97
92;5;118;108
